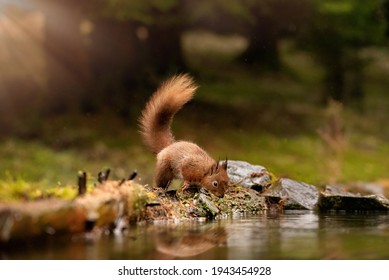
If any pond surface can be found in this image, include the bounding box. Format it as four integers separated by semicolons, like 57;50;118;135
2;210;389;259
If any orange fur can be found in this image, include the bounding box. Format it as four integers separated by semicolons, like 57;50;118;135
139;74;229;197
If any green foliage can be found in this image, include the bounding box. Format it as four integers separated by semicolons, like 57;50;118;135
312;0;386;48
98;0;179;24
302;0;387;57
190;0;256;24
297;0;387;103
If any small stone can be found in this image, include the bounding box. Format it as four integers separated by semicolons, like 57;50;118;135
198;193;219;216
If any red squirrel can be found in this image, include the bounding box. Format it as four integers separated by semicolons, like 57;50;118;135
139;74;229;197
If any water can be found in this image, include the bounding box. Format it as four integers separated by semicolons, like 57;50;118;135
2;211;389;259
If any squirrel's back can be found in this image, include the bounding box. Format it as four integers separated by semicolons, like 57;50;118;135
139;74;198;154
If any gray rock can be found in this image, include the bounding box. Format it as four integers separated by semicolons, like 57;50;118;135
347;182;385;196
263;178;320;210
318;185;389;211
226;160;272;191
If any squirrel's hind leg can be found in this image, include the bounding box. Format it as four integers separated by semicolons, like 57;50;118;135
154;159;174;189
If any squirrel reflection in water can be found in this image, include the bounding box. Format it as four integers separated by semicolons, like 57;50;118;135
150;224;227;259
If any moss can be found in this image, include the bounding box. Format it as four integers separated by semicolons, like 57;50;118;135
126;183;155;221
217;187;267;216
0;171;93;202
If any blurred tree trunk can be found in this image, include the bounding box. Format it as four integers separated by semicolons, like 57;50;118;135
87;19;143;115
147;24;186;75
84;1;187;115
348;54;365;110
320;49;366;108
384;0;389;37
143;3;187;76
239;16;280;71
40;0;91;113
322;53;345;103
237;0;309;71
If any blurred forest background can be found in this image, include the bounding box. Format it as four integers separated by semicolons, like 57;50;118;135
0;0;389;200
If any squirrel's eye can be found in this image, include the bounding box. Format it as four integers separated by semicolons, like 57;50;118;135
212;181;218;187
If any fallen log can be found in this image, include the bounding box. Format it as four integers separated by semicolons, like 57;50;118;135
0;180;152;243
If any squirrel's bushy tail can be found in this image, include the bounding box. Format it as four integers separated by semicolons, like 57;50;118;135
139;74;198;154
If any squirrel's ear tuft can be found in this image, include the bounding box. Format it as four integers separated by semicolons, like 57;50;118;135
222;158;228;170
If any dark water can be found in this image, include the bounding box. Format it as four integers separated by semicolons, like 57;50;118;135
2;211;389;260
